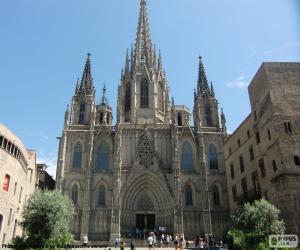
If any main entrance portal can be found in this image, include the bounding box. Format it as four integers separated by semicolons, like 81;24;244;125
136;214;155;231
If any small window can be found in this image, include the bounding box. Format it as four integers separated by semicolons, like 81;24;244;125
100;112;104;124
177;113;183;126
259;158;266;178
255;131;260;144
14;182;17;195
239;155;245;173
230;163;235;179
237;139;241;147
0;214;3;234
8;208;12;225
294;155;300;166
209;144;218;169
0;136;3;147
140;78;149;108
241;178;248;197
78;102;85;124
272;160;277;172
232;185;237;202
249;146;254;161
213;186;220;206
98;186;106;207
19;187;23;203
185;185;193;206
267;129;271;140
3;174;10;192
284;122;292;134
247;130;250;139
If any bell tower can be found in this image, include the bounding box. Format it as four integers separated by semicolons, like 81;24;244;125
116;0;171;125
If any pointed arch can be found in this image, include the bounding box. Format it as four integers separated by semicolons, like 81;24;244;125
72;142;82;169
205;103;212;126
181;142;194;172
78;102;85;124
213;185;220;206
96;142;109;171
209;144;218;169
98;185;106;207
185;185;193;206
125;82;131;112
71;184;79;205
140;78;149;108
158;81;164;112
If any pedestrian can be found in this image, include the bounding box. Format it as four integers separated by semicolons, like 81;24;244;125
174;233;179;250
147;232;154;250
83;233;88;247
120;240;126;250
178;233;184;250
115;237;120;248
130;239;136;250
166;234;170;248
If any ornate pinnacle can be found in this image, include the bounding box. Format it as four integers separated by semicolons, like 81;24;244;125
197;56;209;95
101;84;109;106
210;81;215;98
77;53;95;96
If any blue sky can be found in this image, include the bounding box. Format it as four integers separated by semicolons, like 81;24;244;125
0;0;299;176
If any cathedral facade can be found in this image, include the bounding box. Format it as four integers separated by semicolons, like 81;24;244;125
56;0;230;241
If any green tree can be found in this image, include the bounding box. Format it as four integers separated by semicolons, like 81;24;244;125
12;190;74;249
227;199;285;250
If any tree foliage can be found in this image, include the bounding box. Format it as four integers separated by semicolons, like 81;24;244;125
227;199;285;250
12;190;74;249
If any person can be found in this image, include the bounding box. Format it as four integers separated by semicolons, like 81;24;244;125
148;232;154;250
83;233;88;247
178;233;184;250
130;239;136;250
120;240;126;250
166;234;170;248
115;237;120;248
174;233;179;250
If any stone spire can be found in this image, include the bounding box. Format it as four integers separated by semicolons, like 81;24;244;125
210;81;215;98
77;53;95;96
100;84;109;106
134;0;152;68
197;56;209;95
221;108;227;133
124;49;130;75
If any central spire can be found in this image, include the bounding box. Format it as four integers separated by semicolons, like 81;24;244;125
134;0;152;68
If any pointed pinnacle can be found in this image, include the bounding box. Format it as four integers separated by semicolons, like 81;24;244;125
210;81;215;97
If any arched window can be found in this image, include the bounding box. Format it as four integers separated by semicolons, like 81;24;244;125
177;113;183;126
98;186;105;207
158;81;164;112
0;214;3;234
205;104;212;126
96;142;109;171
294;155;300;166
185;185;193;206
72;142;82;169
140;78;149;108
106;114;110;124
181;142;194;172
78;102;85;124
71;184;79;205
209;144;218;169
100;112;104;124
3;174;10;192
213;186;220;206
125;83;131;112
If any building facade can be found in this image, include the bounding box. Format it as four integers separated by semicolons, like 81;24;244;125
0;123;37;244
56;0;230;241
224;62;300;235
36;164;55;190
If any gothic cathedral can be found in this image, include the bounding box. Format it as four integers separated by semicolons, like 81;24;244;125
56;0;230;241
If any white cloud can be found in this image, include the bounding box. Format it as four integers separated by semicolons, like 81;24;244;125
226;75;248;89
264;50;275;55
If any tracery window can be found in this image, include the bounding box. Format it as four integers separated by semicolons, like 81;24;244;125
209;144;218;169
185;185;193;206
71;184;79;205
96;142;109;171
73;142;82;169
98;186;105;207
181;142;194;172
205;104;212;126
140;78;149;108
78;102;85;124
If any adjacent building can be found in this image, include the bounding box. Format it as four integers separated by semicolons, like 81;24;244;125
224;62;300;235
56;0;230;241
36;163;55;190
0;123;37;244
